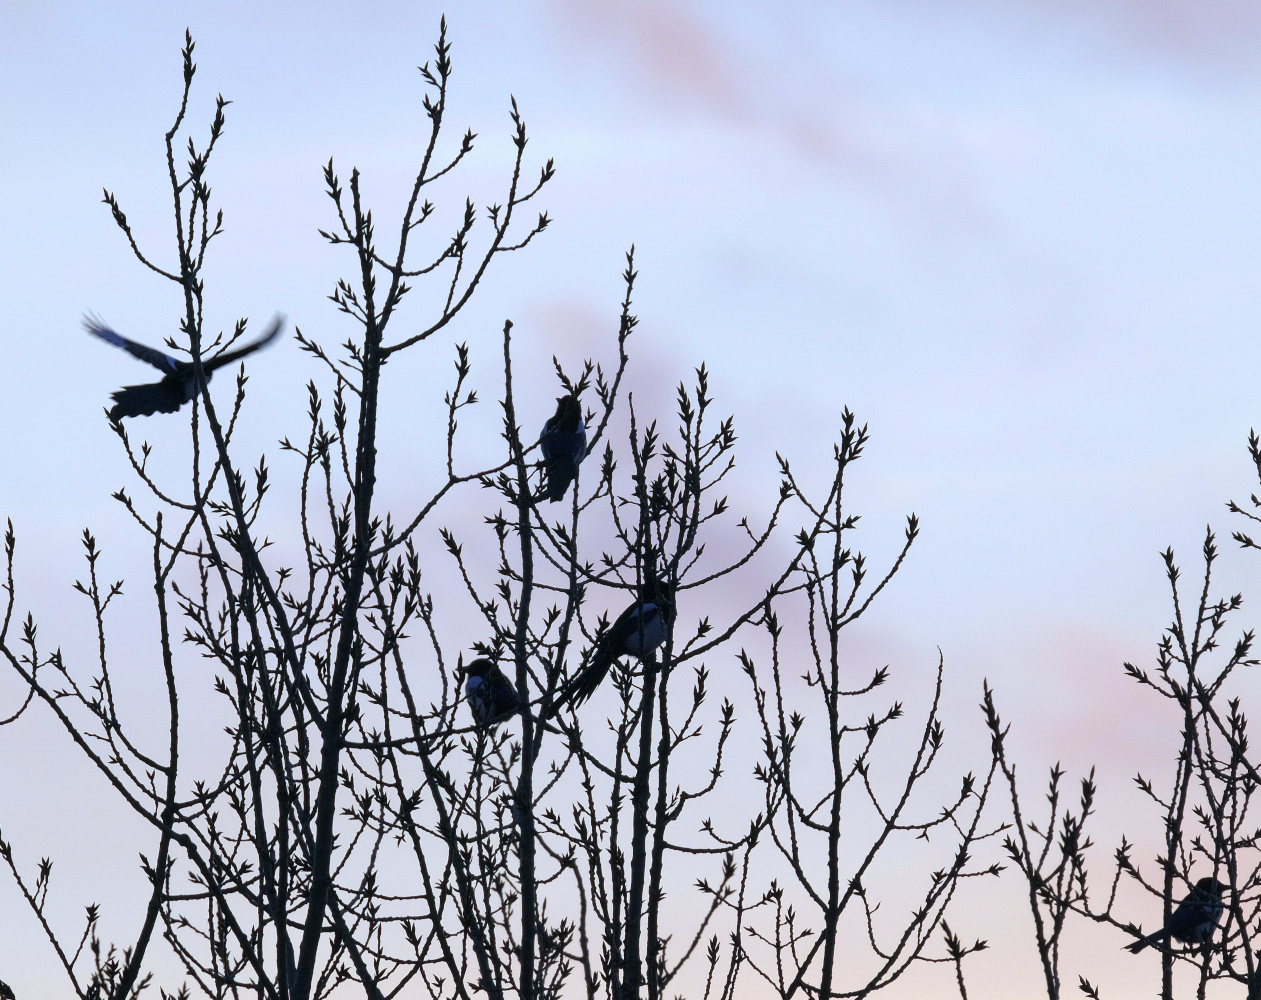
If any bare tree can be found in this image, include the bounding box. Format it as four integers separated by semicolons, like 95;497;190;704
988;439;1261;998
0;25;995;1000
734;413;1000;1000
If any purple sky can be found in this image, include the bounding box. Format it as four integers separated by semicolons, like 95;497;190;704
4;2;1261;996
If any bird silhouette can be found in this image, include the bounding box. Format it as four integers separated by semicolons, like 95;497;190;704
85;315;284;420
1127;877;1226;953
546;578;675;717
539;394;586;502
460;658;522;729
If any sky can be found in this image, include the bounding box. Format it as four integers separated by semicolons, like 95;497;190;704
4;1;1261;996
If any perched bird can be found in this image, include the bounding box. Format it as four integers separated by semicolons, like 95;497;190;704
460;658;522;729
539;394;586;502
85;315;284;420
546;578;675;716
1127;877;1227;953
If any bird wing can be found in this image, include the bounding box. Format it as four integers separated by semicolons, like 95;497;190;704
620;604;667;656
84;318;182;375
205;314;286;371
110;381;189;419
541;422;586;502
607;594;649;635
486;668;522;720
542;427;586;463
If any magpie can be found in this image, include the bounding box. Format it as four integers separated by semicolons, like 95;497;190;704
546;578;675;716
460;658;522;729
1127;877;1226;953
539;394;586;502
85;315;284;420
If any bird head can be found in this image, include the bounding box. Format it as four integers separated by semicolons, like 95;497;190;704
644;575;675;612
553;394;582;432
1195;877;1227;896
460;657;496;681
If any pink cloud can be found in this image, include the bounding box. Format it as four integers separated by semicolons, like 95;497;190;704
551;0;743;117
935;0;1261;65
548;0;874;169
1082;0;1261;56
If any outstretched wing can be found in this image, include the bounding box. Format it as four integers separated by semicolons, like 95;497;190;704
84;317;181;375
110;381;188;420
205;314;286;371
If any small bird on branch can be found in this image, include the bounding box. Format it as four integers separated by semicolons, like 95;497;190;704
1127;877;1226;953
460;658;523;729
539;394;586;502
545;577;675;717
85;314;285;419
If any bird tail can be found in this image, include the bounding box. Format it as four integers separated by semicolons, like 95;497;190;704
544;455;575;502
1127;930;1165;954
543;648;615;719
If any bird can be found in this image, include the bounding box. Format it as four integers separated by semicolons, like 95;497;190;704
1127;877;1227;953
539;394;586;502
460;657;522;729
85;314;285;420
545;578;675;717
0;978;13;1000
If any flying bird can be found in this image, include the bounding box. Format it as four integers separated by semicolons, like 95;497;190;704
539;394;586;502
546;578;675;717
1127;877;1226;953
85;315;285;420
460;657;522;729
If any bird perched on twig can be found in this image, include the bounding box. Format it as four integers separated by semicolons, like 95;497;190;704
460;658;522;729
84;315;285;420
545;577;675;717
1127;877;1226;953
539;394;586;502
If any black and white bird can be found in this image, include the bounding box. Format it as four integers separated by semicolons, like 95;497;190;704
546;579;675;717
460;658;522;729
1127;877;1227;953
85;315;284;420
539;394;586;502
